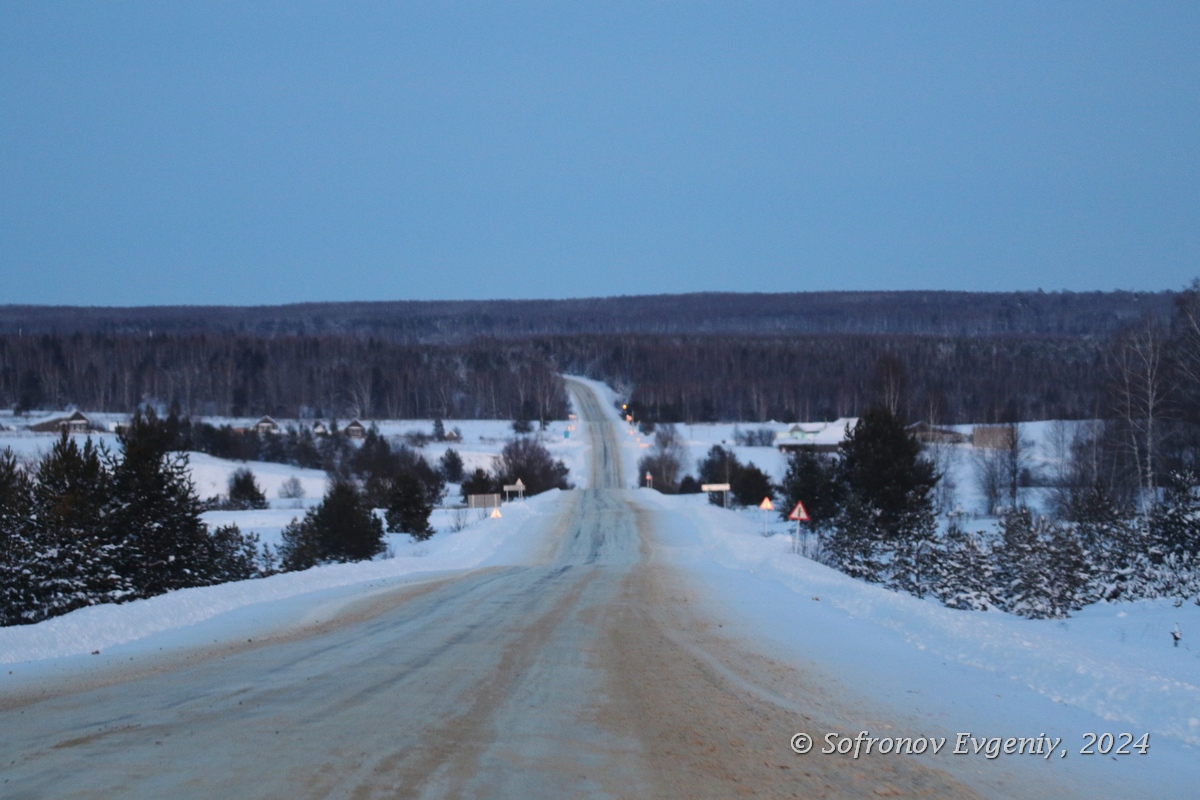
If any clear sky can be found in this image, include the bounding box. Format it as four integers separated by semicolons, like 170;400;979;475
1;2;1197;306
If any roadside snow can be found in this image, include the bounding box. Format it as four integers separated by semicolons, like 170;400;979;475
0;490;567;665
635;489;1200;792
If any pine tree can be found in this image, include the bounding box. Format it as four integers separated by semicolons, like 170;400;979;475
825;494;884;581
226;467;269;510
385;471;435;540
934;521;999;611
1073;482;1144;601
0;448;35;625
731;462;773;508
888;504;941;598
698;446;740;506
205;523;264;582
1047;524;1092;616
439;448;464;483
778;449;842;527
1152;471;1200;560
460;468;500;503
27;433;130;621
278;480;384;571
109;410;211;598
839;407;938;541
994;508;1077;618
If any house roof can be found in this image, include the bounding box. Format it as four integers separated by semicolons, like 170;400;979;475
774;417;857;447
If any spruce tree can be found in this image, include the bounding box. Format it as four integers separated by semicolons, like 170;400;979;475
0;448;35;625
838;407;938;589
934;521;999;611
460;468;500;503
204;523;264;582
28;433;129;621
439;448;464;483
385;471;436;540
226;467;269;510
731;462;773;508
698;446;740;506
110;410;211;597
778;449;842;527
825;494;884;581
839;407;938;541
279;480;384;571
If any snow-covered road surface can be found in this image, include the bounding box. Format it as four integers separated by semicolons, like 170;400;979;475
1;380;1189;798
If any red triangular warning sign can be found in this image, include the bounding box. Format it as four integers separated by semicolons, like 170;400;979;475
788;501;810;522
759;497;775;511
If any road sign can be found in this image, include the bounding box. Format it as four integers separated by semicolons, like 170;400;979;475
489;507;502;519
788;501;810;522
700;483;731;492
502;478;526;501
759;497;775;511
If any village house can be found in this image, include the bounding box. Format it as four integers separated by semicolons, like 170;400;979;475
29;410;91;435
254;416;280;435
773;418;857;454
345;419;367;439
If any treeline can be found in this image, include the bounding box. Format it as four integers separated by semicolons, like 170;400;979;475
548;333;1105;423
0;290;1173;341
1;289;1191;427
1;328;1113;426
0;333;568;422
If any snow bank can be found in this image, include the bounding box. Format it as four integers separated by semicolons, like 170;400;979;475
0;490;567;665
637;490;1200;749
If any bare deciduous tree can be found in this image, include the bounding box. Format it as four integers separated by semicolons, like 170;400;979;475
1107;319;1168;511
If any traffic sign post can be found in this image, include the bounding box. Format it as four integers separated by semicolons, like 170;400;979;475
759;496;775;537
502;478;526;502
787;501;810;554
701;483;731;508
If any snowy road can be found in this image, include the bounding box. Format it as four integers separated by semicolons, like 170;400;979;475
2;381;1034;798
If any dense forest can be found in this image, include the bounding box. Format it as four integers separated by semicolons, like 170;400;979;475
0;329;1104;424
0;290;1174;342
0;335;568;422
0;289;1189;425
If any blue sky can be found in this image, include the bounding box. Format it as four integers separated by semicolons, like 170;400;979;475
1;2;1197;305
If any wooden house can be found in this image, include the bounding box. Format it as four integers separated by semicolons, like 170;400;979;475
29;410;91;434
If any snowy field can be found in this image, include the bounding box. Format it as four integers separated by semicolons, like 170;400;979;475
0;412;586;555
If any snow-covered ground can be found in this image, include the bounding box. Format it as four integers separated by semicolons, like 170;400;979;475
3;390;1197;793
0;411;586;549
0;489;568;666
636;489;1200;795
